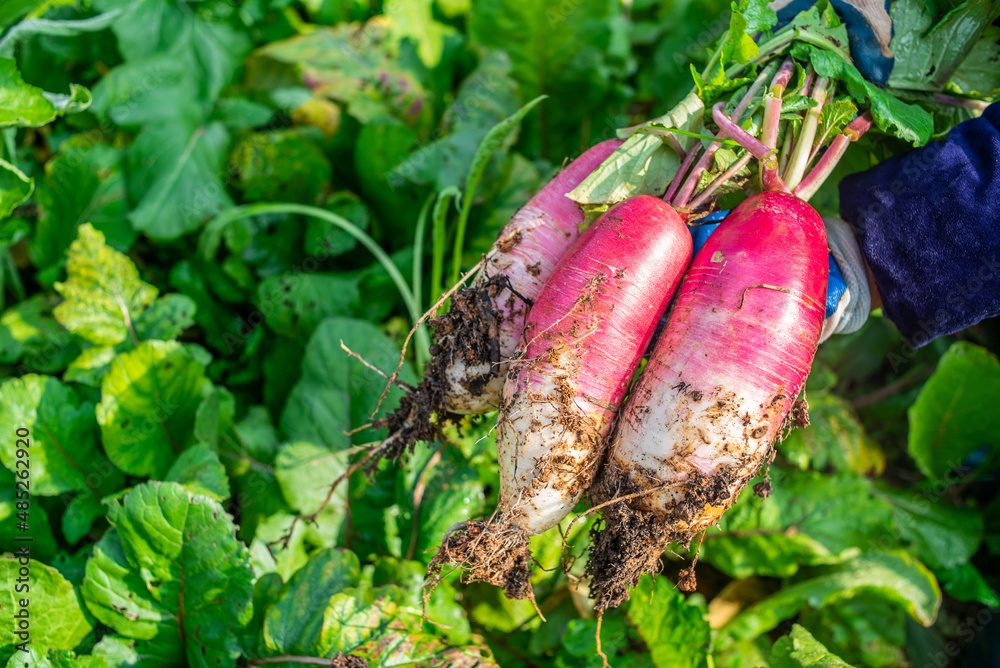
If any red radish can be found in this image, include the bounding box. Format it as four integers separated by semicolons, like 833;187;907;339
427;195;692;600
587;191;828;612
386;139;623;450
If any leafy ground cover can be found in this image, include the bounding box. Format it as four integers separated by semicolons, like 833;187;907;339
1;0;999;666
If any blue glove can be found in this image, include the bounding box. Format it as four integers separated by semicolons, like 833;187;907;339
770;0;895;86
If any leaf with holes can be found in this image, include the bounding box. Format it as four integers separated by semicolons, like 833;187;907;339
0;555;92;655
0;374;122;496
97;341;214;478
81;482;253;667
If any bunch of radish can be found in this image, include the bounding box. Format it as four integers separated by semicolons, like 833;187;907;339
423;51;885;609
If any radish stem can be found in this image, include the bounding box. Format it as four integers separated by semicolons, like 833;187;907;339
783;76;829;190
794;113;873;201
671;62;776;207
711;103;777;171
760;60;794;192
684;152;754;212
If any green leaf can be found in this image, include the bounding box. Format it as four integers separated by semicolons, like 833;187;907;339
256;273;363;340
0;555;92;654
91;635;145;668
0;486;58;560
780;393;885;475
96;340;214;478
0;8;124;58
888;0;1000;92
354;120;421;242
259;548;362;655
165;443;230;501
32;138;134;282
950;25;1000;97
127;121;234;241
230;127;332;204
63;346;118;387
0;0;44;29
391;51;521;191
6;647;108;668
625;574;711;668
0;294;79;372
385;0;456;67
62;491;106;546
81;481;254;667
570;92;703;210
132;293;197;342
908;342;1000;479
936;562;1000;607
0;159;32;218
790;43;934;146
0;374;121;496
0;57;56;127
371;557;472;645
281;317;417;451
274;440;348;543
702;470;895;579
468;0;620;158
54;224;158;346
881;487;982;570
721;551;941;642
771;624;851;668
798;595;908;668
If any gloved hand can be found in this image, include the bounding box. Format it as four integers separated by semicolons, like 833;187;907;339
769;0;895;86
689;211;869;342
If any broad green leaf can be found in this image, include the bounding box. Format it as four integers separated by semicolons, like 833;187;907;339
351;629;498;667
626;574;711;668
0;486;58;560
721;551;941;642
0;217;28;247
127;121;234;241
32;138;133;283
194;386;235;450
230;127;332;204
780;393;885;475
881;487;982;570
385;0;456;67
702;470;894;578
165;443;230;501
372;557;472;645
556;616;633;668
0;295;79;373
248;511;309;580
304;191;371;259
96;340;213;478
6;647;108;668
256;273;363;340
391;51;521;191
274;440;347;544
354;120;422;242
81;482;254;667
0;159;31;218
63;346;118;387
908;342;1000;479
0;555;92;653
0;374;121;497
790;43;933;146
771;624;851;668
0;8;124;58
260;548;362;655
132;293;196;342
799;595;911;668
570;92;703;210
281;317;416;451
62;491;106;546
950;25;1000;96
395;447;485;565
936;562;1000;607
91;635;145;668
54;224;158;346
888;0;1000;93
0;57;55;127
468;0;619;158
0;0;44;29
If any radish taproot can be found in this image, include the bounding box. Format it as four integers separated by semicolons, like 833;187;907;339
386;139;623;451
587;191;828;612
427;195;693;600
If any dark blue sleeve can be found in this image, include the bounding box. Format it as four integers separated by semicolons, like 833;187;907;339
838;102;1000;347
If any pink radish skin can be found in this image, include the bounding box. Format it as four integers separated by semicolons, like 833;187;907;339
442;139;625;414
498;195;693;535
428;195;692;600
588;191;828;611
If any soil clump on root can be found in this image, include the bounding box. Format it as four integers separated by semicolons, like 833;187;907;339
426;520;535;602
383;276;509;459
